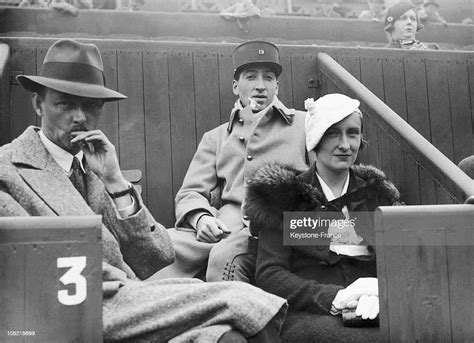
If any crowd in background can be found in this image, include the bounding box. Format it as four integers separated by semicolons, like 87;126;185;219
10;0;473;25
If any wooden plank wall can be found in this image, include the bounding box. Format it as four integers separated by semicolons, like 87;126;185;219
1;38;473;227
320;48;474;206
375;205;474;342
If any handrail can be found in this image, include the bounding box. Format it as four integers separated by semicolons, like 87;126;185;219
317;52;474;203
0;43;9;80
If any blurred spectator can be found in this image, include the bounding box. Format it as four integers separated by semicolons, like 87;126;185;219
220;0;261;18
412;0;428;22
311;3;341;18
384;1;440;50
461;17;473;25
220;0;261;32
20;0;93;13
333;1;357;18
358;0;386;22
18;0;48;7
260;4;276;16
47;0;78;15
422;0;448;26
116;0;144;11
73;0;92;9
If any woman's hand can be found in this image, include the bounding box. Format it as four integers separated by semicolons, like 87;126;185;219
331;277;378;314
347;294;379;320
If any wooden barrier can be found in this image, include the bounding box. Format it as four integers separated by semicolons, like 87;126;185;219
0;37;473;226
0;8;473;49
0;216;102;342
375;205;474;342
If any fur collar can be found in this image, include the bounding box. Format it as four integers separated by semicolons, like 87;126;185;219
245;162;402;235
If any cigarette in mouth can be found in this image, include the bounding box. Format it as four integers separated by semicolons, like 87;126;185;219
249;98;258;110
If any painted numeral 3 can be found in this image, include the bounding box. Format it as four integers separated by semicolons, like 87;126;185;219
57;256;87;305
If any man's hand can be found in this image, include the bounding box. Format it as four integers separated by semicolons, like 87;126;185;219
70;130;126;190
196;215;231;243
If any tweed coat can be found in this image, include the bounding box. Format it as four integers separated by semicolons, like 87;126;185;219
0;126;174;280
175;97;309;230
0;126;288;342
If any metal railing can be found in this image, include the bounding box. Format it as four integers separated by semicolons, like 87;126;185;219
317;52;474;204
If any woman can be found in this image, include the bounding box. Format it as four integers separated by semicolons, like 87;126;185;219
245;94;403;342
384;1;440;49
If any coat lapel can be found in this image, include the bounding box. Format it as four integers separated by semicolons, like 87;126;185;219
12;127;93;216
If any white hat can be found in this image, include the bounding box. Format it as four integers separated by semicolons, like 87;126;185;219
304;94;361;152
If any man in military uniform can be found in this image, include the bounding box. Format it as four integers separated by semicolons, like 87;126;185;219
153;40;309;283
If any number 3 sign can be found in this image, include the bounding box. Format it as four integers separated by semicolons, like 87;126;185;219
57;256;87;306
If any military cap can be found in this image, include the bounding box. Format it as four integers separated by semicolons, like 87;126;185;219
232;40;282;78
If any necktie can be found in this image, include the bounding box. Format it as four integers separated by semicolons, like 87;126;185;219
69;157;87;201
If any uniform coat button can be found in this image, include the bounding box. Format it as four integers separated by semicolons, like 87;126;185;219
238;118;244;125
239;136;245;142
243;215;249;220
247;155;253;161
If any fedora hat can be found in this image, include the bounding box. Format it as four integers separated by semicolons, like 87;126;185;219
17;39;126;101
232;40;282;78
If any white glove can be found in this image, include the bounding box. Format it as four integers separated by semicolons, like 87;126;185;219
354;294;379;320
332;277;378;312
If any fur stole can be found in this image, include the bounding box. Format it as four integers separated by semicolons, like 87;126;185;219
245;163;402;236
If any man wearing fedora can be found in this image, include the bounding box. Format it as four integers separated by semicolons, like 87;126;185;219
0;39;288;342
153;40;309;283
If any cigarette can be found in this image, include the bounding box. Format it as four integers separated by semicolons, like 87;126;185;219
249;98;258;110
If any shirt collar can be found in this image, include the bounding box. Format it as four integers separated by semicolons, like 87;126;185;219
316;172;350;202
39;130;85;174
316;171;351;219
227;96;295;132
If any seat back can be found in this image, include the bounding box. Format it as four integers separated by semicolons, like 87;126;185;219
123;169;142;194
0;216;103;342
375;205;474;342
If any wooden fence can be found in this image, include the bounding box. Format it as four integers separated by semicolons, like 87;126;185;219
1;37;473;227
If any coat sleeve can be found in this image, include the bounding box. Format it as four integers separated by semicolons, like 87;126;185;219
255;225;343;314
101;186;175;280
174;131;219;227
